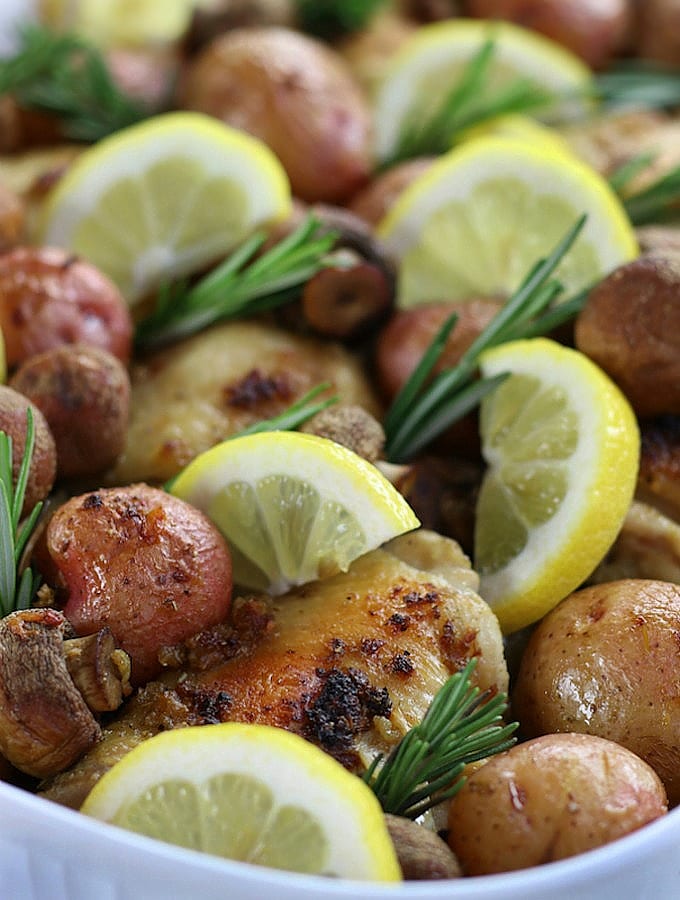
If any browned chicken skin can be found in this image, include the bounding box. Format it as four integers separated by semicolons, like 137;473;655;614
40;531;508;808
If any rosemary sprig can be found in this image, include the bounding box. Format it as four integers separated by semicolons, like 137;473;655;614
384;216;588;463
293;0;387;39
384;37;553;168
0;24;146;142
594;62;680;113
233;383;338;438
135;215;340;350
0;410;43;618
608;153;680;225
363;659;517;819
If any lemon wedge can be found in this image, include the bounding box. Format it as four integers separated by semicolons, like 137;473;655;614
473;338;639;634
373;19;593;164
40;0;195;48
39;111;291;304
378;136;638;307
170;430;420;595
81;723;401;881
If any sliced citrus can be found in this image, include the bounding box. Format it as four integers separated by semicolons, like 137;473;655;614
170;430;420;595
81;723;401;881
38;111;291;304
372;19;593;164
378;136;638;307
40;0;195;48
473;337;639;634
458;114;573;156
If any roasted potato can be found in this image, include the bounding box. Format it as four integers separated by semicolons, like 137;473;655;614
448;732;667;874
0;247;133;371
43;485;233;685
512;579;680;805
179;27;372;203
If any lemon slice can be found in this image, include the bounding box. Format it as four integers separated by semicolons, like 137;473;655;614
40;0;195;48
378;136;638;307
81;723;401;881
373;19;593;164
473;338;639;634
170;430;420;595
39;112;291;304
459;114;573;156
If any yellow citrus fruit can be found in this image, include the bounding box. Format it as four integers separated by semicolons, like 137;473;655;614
473;338;640;634
81;723;401;881
40;0;194;48
378;136;638;307
170;430;420;595
372;18;593;164
458;114;573;156
39;111;291;304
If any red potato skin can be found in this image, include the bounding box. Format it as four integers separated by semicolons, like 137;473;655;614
179;27;372;203
375;300;501;401
0;247;133;371
467;0;633;69
448;733;668;875
45;485;232;686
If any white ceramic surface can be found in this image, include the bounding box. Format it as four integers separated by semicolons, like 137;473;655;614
1;2;679;898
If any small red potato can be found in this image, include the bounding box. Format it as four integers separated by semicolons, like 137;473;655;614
467;0;633;69
0;385;56;516
0;247;133;371
10;345;131;480
348;158;435;227
448;732;668;874
375;299;501;402
179;27;372;203
513;579;680;805
44;485;233;685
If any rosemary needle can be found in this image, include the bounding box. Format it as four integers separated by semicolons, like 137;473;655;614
0;24;146;142
135;215;340;350
0;410;43;618
363;658;517;819
384;216;588;463
384;37;552;169
294;0;387;39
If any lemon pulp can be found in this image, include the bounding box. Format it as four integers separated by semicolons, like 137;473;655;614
378;137;638;307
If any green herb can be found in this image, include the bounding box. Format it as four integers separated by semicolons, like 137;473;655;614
135;215;340;350
294;0;387;39
608;152;680;225
384;37;552;168
0;410;43;618
0;24;146;141
363;658;517;819
162;383;338;492
234;383;338;438
384;215;588;463
594;62;680;113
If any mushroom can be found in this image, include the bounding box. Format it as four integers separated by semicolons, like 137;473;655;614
301;403;385;461
63;630;132;714
0;608;130;778
385;814;462;880
301;205;396;339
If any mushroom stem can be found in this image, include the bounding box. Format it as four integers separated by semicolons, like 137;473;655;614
64;629;132;713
